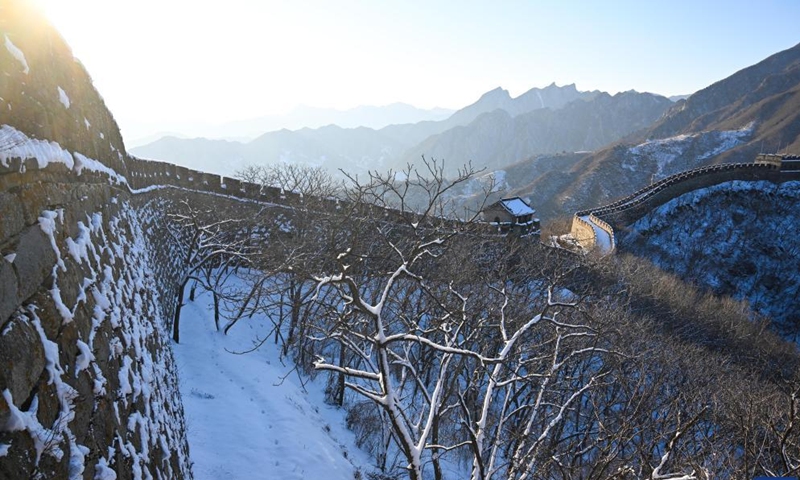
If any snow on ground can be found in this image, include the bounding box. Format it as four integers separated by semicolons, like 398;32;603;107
173;285;374;479
490;170;508;192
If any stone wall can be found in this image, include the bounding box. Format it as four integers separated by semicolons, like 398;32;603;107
127;157;302;206
570;216;596;251
0;0;128;176
572;160;800;253
588;213;615;252
0;158;190;478
596;163;794;227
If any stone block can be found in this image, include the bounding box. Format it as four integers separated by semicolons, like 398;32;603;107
34;369;60;430
0;192;25;242
0;259;19;327
13;226;57;304
57;321;78;378
28;289;62;343
0;315;45;406
0;430;35;479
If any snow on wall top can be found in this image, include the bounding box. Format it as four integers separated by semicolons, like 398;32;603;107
0;124;127;184
4;34;29;74
500;197;535;216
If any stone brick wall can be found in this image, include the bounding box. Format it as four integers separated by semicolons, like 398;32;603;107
570;216;596;251
572;161;800;253
588;213;615;251
0;161;191;478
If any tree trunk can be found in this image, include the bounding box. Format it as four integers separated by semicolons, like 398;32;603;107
334;343;346;407
213;291;220;331
432;415;443;480
173;278;189;343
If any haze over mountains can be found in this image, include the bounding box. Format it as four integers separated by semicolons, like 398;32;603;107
131;83;672;177
131;41;800;225
127;103;454;148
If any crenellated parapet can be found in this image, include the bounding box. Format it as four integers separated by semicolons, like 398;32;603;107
571;155;800;254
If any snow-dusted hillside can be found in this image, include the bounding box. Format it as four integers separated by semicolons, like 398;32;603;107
622;123;753;180
620;180;800;337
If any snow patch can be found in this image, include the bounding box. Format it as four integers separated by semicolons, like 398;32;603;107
94;456;117;480
0;125;127;185
624;123;754;177
75;340;94;374
4;35;29;74
58;86;71;109
501;197;535;216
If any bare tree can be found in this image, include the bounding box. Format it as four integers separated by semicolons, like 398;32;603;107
167;199;252;343
235;163;340;199
305;160;617;480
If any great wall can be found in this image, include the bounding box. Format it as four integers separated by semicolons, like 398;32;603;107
570;154;800;255
3;1;800;474
6;130;798;477
0;117;327;476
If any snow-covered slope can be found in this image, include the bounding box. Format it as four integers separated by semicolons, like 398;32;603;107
620;180;800;338
173;282;374;479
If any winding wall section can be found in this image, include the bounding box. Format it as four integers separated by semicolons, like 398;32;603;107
572;155;800;254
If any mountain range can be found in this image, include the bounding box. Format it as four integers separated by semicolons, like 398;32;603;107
126;103;455;148
459;41;800;220
130;83;669;177
132;41;800;225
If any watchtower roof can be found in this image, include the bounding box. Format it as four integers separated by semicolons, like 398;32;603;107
494;197;535;216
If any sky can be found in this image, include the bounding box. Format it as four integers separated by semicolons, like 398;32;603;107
30;0;800;143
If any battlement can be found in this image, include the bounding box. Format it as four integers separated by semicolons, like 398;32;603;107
571;155;800;254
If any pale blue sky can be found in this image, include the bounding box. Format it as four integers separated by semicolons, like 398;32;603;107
33;0;800;141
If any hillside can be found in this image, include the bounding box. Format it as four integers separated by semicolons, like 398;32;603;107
402;90;671;176
619;179;800;339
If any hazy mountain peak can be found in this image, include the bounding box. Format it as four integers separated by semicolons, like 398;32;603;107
479;87;512;102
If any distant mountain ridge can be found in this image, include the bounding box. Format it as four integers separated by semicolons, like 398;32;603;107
494;41;800;220
401;90;671;175
443;83;599;127
127;103;454;148
131;83;663;177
